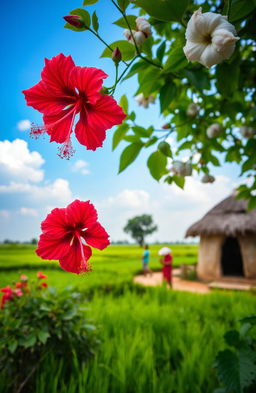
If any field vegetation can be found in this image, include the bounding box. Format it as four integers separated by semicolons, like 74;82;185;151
0;244;256;393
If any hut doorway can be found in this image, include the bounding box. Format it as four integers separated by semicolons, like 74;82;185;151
221;237;244;276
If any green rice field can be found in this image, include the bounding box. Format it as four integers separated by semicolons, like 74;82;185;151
1;244;256;393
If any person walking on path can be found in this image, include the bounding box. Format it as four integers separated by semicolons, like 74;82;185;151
142;244;152;276
159;247;173;287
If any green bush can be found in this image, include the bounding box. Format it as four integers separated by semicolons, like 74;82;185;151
0;274;99;393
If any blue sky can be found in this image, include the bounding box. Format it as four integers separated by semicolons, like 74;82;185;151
0;0;240;242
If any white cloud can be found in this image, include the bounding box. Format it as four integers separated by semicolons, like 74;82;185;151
71;160;90;175
19;207;38;217
94;176;234;242
17;120;32;131
0;139;44;183
0;178;73;206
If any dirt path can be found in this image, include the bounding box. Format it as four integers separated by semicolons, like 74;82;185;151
134;271;210;294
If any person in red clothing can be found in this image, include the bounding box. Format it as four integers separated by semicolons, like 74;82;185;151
158;247;173;287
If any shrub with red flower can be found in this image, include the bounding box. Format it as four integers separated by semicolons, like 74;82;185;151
37;272;48;279
0;286;14;309
36;199;110;274
22;53;126;158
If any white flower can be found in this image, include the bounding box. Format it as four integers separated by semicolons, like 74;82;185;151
240;126;256;138
186;103;199;117
171;161;192;177
135;93;155;109
124;17;151;46
201;174;215;183
183;8;239;68
136;17;152;38
206;123;222;138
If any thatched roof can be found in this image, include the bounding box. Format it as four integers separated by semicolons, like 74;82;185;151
186;195;256;237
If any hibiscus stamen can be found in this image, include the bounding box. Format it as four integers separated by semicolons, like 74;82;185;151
77;235;91;273
57;106;78;160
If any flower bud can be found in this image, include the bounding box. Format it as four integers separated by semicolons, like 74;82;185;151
201;174;215;183
112;47;122;64
135;93;155;108
124;29;147;46
183;8;239;68
186;103;199;117
206;123;222;138
136;17;152;38
100;86;109;95
63;15;85;28
162;123;170;130
240;126;256;138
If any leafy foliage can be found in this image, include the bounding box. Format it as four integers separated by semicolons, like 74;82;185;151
214;315;256;393
0;275;99;393
123;214;157;246
64;0;256;206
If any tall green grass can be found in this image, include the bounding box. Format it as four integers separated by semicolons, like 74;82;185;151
27;287;256;393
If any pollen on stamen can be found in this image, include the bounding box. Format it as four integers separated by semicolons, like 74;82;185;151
30;123;47;139
79;259;92;275
57;140;75;160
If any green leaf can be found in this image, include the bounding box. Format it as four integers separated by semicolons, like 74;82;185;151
248;197;256;211
117;0;129;11
144;136;158;147
216;60;240;97
132;126;152;137
184;69;210;93
133;0;189;22
172;175;185;189
118;143;143;173
122;61;148;81
23;334;37;348
159;82;177;112
119;95;129;114
112;123;129;150
215;349;256;393
158;141;172;157
8;340;18;353
156;41;166;63
38;330;50;344
164;46;187;72
227;0;256;22
101;40;135;61
113;15;137;29
64;8;91;31
124;135;141;143
83;0;98;5
92;11;99;32
147;151;167;181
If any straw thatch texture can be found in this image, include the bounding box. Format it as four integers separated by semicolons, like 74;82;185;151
186;196;256;237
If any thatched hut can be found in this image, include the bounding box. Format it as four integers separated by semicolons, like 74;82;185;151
185;195;256;281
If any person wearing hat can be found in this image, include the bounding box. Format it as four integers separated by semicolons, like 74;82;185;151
158;247;173;287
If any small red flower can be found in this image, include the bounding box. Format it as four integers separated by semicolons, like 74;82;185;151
40;282;48;288
37;272;48;279
13;289;23;297
36;200;110;274
20;274;28;282
22;53;126;158
1;286;13;308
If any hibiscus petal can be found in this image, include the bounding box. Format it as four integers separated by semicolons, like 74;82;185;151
36;233;71;260
23;81;71;115
41;208;67;238
70;66;108;105
83;222;110;250
66;200;98;228
43;106;76;143
59;240;92;274
41;53;76;97
75;95;126;150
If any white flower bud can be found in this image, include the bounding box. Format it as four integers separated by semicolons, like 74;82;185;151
136;17;152;38
124;29;146;46
186;103;199;117
202;174;215;183
171;161;191;177
206;123;222;138
135;93;155;108
183;8;239;68
240;126;256;138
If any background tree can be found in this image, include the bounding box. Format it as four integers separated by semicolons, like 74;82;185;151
123;214;157;246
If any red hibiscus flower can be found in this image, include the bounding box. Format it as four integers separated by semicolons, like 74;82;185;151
36;200;110;274
37;272;48;279
22;53;126;158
